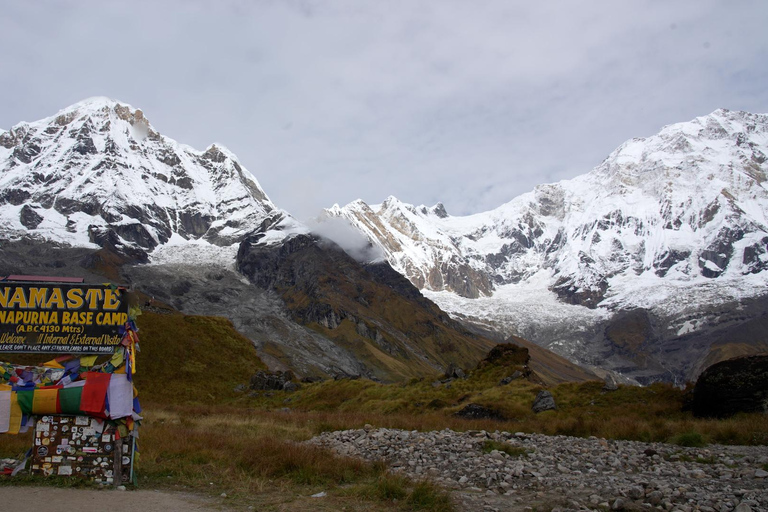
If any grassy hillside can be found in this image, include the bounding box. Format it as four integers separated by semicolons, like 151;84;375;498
133;311;267;405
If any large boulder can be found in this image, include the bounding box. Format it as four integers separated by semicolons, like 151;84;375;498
444;363;466;380
532;390;557;413
692;355;768;418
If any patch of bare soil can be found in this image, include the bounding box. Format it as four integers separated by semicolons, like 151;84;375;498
2;487;223;511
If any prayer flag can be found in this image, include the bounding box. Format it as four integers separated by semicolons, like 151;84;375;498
80;372;111;417
32;386;61;414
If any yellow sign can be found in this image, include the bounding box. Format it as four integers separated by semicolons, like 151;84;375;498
0;283;128;354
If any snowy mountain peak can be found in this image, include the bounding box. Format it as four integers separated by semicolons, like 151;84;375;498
330;108;768;304
327;108;768;383
0;98;287;257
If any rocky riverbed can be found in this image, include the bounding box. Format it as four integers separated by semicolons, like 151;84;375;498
307;427;768;511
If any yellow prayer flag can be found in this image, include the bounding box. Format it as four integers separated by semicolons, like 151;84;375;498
110;350;125;368
32;388;60;414
79;355;98;367
42;358;65;369
8;392;22;435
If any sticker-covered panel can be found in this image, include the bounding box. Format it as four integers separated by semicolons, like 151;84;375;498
29;415;133;484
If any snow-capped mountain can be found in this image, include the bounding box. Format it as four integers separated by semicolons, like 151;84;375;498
0;97;295;258
328;109;768;382
2;98;542;384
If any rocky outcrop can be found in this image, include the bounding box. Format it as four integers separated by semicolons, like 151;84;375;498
443;363;466;380
692;355;768;418
477;343;530;368
236;233;496;382
453;403;506;421
18;205;43;229
0;98;277;256
249;370;297;391
531;390;557;413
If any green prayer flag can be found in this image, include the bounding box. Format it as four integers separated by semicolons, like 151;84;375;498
59;386;84;415
16;389;34;415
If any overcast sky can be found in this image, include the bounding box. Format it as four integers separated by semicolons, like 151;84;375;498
1;1;767;219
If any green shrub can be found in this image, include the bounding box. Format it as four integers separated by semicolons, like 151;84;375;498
406;480;454;512
672;431;707;447
482;440;528;457
374;473;408;501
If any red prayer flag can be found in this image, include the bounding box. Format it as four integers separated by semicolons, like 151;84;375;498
80;372;111;418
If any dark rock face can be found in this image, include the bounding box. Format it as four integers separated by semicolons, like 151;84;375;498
0;239;112;282
551;273;608;309
251;370;291;390
454;403;506;421
532;390;557;413
87;226;149;263
479;344;530;368
697;228;743;278
250;370;296;391
692;355;768;418
0;188;31;205
236;233;495;382
743;237;768;274
654;249;692;277
19;205;43;229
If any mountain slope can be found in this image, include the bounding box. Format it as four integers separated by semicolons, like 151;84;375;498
328;109;768;383
0;97;292;258
0;98;595;384
236;232;498;381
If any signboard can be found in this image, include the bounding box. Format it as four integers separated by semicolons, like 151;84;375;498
0;283;128;354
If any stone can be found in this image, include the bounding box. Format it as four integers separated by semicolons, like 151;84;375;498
647;490;663;505
444;363;466;380
499;371;524;385
283;381;300;392
304;427;768;512
532;390;557;413
603;373;619;391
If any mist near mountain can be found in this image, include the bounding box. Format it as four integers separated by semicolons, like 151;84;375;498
306;216;385;263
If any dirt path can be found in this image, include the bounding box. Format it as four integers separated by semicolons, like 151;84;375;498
1;486;225;511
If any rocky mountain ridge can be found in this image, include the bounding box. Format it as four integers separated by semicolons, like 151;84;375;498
0;97;296;259
0;98;594;384
328;109;768;383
